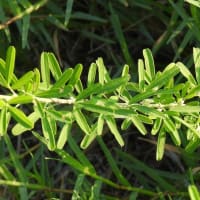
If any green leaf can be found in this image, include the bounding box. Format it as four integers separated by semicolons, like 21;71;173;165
72;174;85;200
193;47;200;84
0;106;8;136
105;116;124;147
164;116;181;146
132;105;165;118
5;46;16;85
48;53;62;81
131;116;147;135
177;62;196;86
8;105;33;129
97;114;104;135
32;131;47;145
46;109;72;123
143;48;155;81
87;62;97;86
146;64;179;90
56;149;85;172
76;83;102;100
138;59;145;91
0;72;8;87
185;85;200;99
57;123;71;149
12;71;34;90
34;100;45;118
80;126;97;149
100;76;129;94
73;109;91;135
32;68;40;92
52;68;73;89
151;118;162;135
40;52;50;88
36;85;73;98
68;63;83;86
89;180;102;200
185;136;200;153
22;15;30;48
64;0;74;26
188;185;200;200
96;57;105;84
41;116;56;151
173;116;200;138
12;112;40;135
121;118;132;130
156;131;166;161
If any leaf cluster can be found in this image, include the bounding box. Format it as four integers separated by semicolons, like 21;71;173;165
0;46;200;159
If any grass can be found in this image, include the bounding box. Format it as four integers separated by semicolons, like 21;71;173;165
0;0;200;200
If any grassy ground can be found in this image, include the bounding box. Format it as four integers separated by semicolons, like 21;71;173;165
0;0;200;199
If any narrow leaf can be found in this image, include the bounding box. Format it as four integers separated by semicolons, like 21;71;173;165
5;46;16;85
97;114;104;135
48;53;62;80
0;107;8;136
106;116;124;147
12;71;34;89
57;123;71;149
177;62;196;86
8;105;33;129
146;64;179;90
52;68;73;89
131;116;147;135
188;185;200;200
64;0;74;26
80;126;97;149
41;116;56;151
164;117;181;146
156;131;166;161
12;112;40;135
87;62;97;86
143;48;155;81
193;47;200;84
40;52;50;88
151;118;162;135
73;109;91;135
68;64;83;86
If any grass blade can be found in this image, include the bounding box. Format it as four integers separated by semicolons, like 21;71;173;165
97;137;130;186
64;0;74;26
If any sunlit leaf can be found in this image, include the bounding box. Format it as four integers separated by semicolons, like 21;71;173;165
156;131;166;161
5;46;16;85
57;123;71;149
105;116;124;147
8;105;33;129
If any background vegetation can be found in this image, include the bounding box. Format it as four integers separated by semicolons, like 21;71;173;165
0;0;200;199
